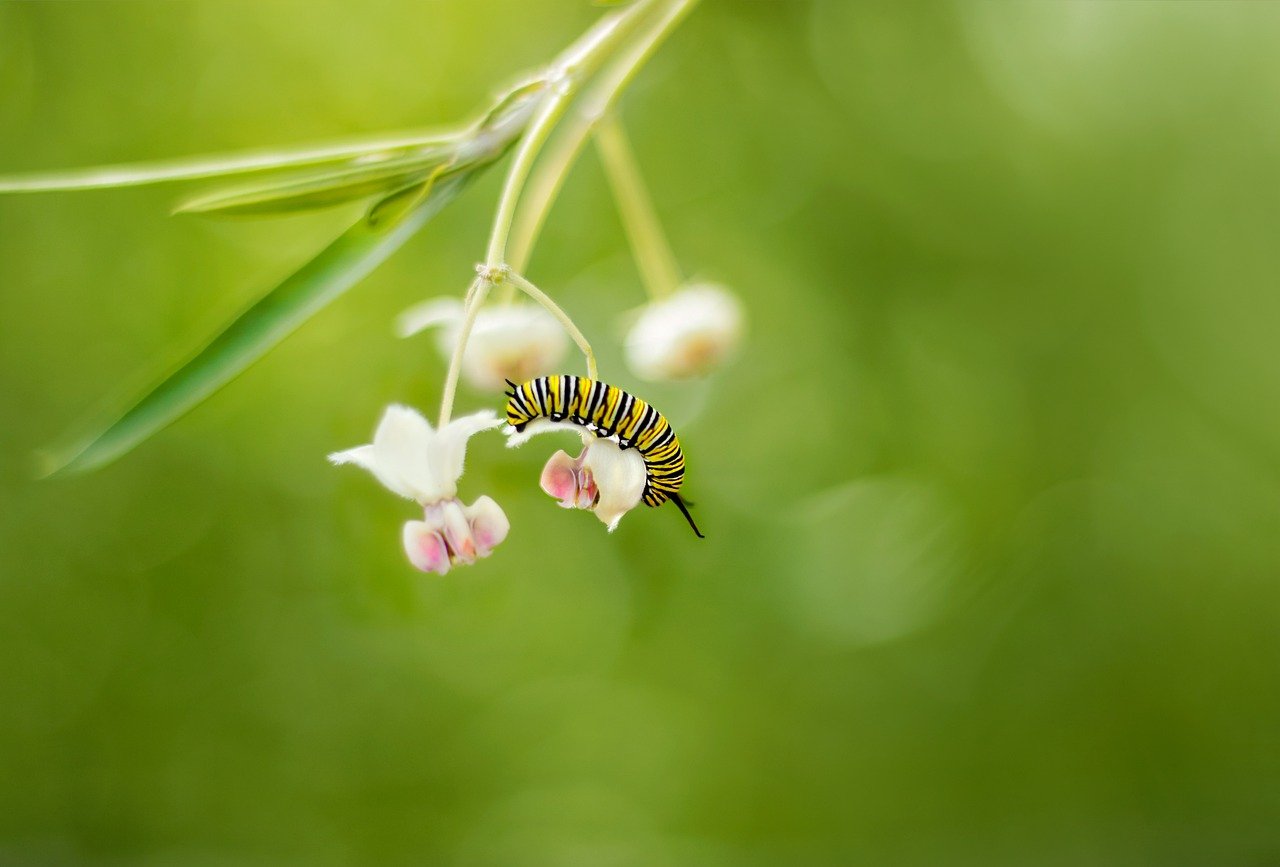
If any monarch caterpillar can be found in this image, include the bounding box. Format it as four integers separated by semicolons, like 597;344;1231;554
503;375;704;538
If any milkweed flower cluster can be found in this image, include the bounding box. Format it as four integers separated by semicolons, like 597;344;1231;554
329;0;734;572
4;0;732;575
329;405;508;574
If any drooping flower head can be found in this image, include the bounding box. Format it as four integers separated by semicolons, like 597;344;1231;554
329;405;508;574
625;282;744;381
506;420;648;532
397;297;568;392
500;375;705;537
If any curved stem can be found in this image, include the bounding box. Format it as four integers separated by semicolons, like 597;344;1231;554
594;114;682;299
483;92;570;268
506;0;699;275
506;271;598;380
483;0;657;269
437;277;489;428
438;2;664;425
443;0;694;420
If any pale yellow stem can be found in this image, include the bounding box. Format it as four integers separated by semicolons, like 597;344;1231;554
594;114;682;299
483;93;570;268
437;277;489;428
506;0;700;276
483;0;658;269
438;2;659;426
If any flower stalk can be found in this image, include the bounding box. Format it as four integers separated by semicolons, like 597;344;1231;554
437;276;490;428
483;0;659;270
443;0;696;421
328;0;713;563
506;0;701;276
335;0;710;560
4;0;717;569
594;113;683;299
505;270;598;380
354;0;709;567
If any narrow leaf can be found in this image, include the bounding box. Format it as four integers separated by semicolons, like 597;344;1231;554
172;147;457;217
0;130;460;193
39;174;471;477
364;161;454;229
477;77;549;130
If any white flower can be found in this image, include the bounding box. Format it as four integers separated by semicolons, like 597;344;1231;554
329;404;509;574
624;282;744;381
505;420;647;532
397;297;568;392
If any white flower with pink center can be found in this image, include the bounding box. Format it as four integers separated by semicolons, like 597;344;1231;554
505;420;647;532
329;404;509;574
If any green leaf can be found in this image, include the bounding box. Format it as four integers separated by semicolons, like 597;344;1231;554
476;77;549;130
172;146;458;217
38;173;471;477
0;131;459;193
363;161;455;229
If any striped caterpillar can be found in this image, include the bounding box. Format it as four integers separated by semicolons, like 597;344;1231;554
503;375;703;538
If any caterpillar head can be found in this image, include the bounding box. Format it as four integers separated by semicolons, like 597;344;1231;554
502;378;529;431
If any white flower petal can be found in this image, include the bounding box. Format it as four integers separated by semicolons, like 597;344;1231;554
395;296;463;339
442;408;502;440
369;404;440;501
401;299;569;391
502;418;589;448
327;444;378;472
459;304;569;391
335;403;508;572
329;406;433;501
464;495;510;557
434;410;502;494
332;405;500;505
581;440;647;532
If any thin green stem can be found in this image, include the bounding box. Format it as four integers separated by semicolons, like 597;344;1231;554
437;276;489;428
506;271;598;380
506;0;700;275
483;93;570;267
483;0;656;269
437;3;660;426
441;0;695;422
594;114;682;298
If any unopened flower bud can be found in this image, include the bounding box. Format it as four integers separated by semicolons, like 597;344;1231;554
397;297;568;391
624;282;744;381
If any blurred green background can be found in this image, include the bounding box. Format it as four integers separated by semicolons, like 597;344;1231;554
2;1;1279;864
